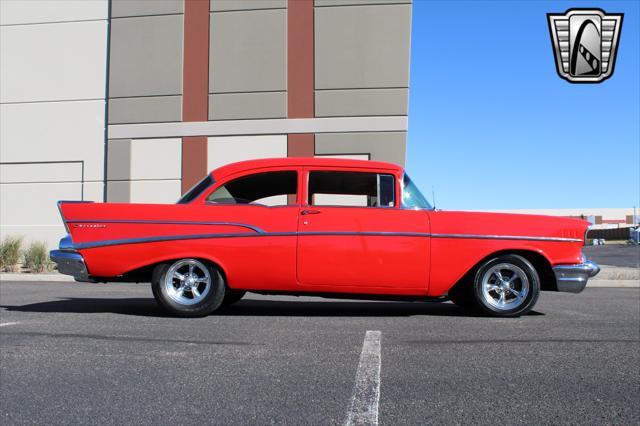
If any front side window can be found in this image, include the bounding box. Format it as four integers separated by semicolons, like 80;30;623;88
401;173;432;209
206;171;297;206
308;171;395;207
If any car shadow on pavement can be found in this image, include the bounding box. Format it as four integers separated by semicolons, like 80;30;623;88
1;297;543;318
1;298;168;318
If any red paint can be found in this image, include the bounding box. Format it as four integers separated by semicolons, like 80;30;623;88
57;158;590;297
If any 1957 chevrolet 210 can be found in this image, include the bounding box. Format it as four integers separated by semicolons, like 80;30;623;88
50;158;599;317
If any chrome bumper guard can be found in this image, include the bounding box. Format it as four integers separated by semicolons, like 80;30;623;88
49;249;92;282
553;260;600;293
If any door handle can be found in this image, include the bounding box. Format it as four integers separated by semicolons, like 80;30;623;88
301;209;321;215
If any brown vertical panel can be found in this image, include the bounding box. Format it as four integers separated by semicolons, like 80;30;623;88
287;0;315;157
288;133;315;157
181;0;210;193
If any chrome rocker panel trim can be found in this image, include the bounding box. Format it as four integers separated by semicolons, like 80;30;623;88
49;249;92;282
553;260;600;293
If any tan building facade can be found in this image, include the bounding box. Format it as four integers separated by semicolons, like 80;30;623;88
0;0;413;248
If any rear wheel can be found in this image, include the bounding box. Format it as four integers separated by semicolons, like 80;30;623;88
473;254;540;317
151;258;225;317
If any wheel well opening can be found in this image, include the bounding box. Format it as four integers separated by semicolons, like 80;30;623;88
449;249;557;293
117;257;228;284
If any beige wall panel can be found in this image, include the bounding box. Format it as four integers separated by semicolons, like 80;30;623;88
1;181;80;227
130;139;182;180
315;0;411;6
108;96;182;124
129;180;182;204
107;139;131;181
210;9;286;93
1;21;107;103
315;4;411;89
211;0;286;11
208;92;286;120
109;15;183;97
315;131;406;165
1;181;102;248
207;135;287;171
0;162;83;184
107;181;130;203
111;0;183;18
315;154;370;160
315;88;408;117
0;101;105;181
0;0;107;25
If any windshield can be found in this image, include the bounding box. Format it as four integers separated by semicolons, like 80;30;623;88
401;173;433;209
177;175;214;204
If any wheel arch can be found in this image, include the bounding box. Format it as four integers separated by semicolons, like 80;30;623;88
448;249;557;295
112;253;231;286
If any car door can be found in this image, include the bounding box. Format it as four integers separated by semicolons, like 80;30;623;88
296;167;430;292
196;167;302;291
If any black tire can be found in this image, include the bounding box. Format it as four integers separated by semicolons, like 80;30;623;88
448;282;476;309
221;289;246;307
151;259;226;317
472;254;540;317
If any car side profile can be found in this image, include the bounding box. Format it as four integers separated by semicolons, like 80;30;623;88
50;158;599;317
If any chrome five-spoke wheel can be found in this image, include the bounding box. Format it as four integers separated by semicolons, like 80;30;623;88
152;258;226;317
164;259;211;305
480;263;529;310
473;254;540;317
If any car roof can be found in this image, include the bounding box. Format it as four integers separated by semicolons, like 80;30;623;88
211;157;403;180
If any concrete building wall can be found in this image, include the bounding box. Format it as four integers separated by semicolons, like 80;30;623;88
107;0;413;200
0;0;412;249
0;0;108;247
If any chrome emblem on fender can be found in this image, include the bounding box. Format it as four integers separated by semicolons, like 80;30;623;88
547;9;623;83
73;223;106;229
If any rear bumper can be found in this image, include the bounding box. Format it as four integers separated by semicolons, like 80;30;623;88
553;260;600;293
49;249;92;282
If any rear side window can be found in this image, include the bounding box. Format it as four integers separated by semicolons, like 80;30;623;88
308;171;395;207
206;171;297;206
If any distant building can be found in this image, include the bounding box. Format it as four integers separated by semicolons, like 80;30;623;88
490;208;639;229
1;0;413;247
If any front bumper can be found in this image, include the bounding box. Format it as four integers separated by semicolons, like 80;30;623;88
50;249;92;282
553;260;600;293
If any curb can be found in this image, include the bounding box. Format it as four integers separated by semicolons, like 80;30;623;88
596;265;639;281
589;280;639;288
0;273;74;282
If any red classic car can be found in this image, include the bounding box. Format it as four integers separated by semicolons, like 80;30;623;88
50;158;599;317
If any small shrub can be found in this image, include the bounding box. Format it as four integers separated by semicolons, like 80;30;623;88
24;241;52;273
0;236;23;272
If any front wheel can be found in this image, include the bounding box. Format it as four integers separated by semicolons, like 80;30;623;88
473;254;540;317
151;259;226;317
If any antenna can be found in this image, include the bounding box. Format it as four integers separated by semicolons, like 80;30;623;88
432;186;436;210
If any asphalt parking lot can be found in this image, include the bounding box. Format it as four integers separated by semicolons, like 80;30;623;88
1;281;639;425
583;243;640;268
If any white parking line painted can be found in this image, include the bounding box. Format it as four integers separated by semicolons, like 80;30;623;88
0;322;20;327
345;330;382;426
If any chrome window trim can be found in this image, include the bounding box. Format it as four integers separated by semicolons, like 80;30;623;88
430;233;583;243
65;230;582;250
65;220;265;234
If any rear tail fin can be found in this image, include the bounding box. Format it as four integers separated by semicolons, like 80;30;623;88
57;200;94;233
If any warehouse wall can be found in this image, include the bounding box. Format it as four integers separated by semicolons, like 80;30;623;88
106;0;412;201
0;0;109;247
0;0;412;249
